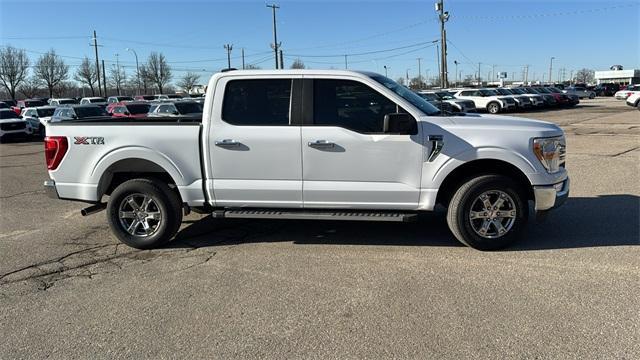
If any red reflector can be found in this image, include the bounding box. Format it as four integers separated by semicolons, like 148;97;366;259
44;136;68;170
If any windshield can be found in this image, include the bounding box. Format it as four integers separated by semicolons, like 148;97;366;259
58;99;76;104
76;107;107;118
25;100;47;107
174;102;203;114
89;98;106;103
370;75;440;115
435;91;455;100
0;110;20;119
496;89;512;95
126;104;151;115
37;108;56;117
534;87;550;93
510;88;524;95
118;96;134;101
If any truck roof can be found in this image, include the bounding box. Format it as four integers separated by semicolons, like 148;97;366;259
208;69;380;83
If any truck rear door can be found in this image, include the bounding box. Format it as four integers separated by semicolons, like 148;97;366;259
206;76;303;208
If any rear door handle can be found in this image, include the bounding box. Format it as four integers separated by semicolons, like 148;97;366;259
308;140;335;148
215;139;241;147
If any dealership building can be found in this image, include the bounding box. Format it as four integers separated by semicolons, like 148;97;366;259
594;69;640;85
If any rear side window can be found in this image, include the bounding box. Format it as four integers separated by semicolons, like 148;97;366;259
313;79;397;134
222;79;292;126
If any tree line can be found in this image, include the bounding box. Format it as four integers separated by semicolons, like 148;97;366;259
0;46;206;100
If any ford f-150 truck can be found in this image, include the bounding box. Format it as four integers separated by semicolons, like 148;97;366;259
43;70;569;250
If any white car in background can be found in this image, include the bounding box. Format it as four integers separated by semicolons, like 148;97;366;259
614;85;640;100
79;97;108;106
418;90;477;112
20;106;57;137
0;109;29;142
625;92;640;109
49;98;77;106
562;86;596;99
451;88;517;114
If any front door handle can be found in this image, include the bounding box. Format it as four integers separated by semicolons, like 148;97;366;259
215;139;241;147
308;140;335;148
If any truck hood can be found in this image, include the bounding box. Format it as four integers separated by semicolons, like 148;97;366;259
439;113;563;137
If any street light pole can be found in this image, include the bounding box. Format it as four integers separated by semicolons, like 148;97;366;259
383;65;388;77
548;56;555;85
224;44;233;68
126;48;140;96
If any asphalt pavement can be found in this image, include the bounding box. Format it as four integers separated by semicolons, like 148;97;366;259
0;98;638;359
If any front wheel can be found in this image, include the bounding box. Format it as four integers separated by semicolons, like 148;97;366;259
487;102;500;114
107;178;182;249
589;93;595;99
446;175;528;250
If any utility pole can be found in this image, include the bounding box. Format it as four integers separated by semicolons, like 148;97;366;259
344;55;348;69
267;4;281;69
224;44;233;69
548;56;555;84
524;65;529;84
102;60;107;96
126;48;140;95
436;0;450;88
491;64;496;83
453;60;458;87
115;53;121;95
435;44;441;86
241;48;245;70
417;57;422;88
477;62;481;86
279;50;284;69
406;69;410;85
91;30;103;97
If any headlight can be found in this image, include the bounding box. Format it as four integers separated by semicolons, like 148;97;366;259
533;136;565;173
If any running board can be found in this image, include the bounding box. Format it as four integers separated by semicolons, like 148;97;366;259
213;209;417;222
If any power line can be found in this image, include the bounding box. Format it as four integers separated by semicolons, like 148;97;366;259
287;40;437;58
455;3;637;21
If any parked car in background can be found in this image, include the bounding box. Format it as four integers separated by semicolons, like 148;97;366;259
614;85;640;100
562;86;596;99
0;102;9;109
20;106;57;137
0;109;29;142
12;99;48;115
79;97;108;106
416;92;458;114
110;102;151;118
626;92;640;109
49;98;78;106
1;99;17;108
419;90;476;112
451;88;516;114
134;95;156;101
51;104;109;122
507;87;544;107
594;83;620;96
494;88;532;109
523;87;557;107
107;96;134;104
546;87;579;106
147;101;203;119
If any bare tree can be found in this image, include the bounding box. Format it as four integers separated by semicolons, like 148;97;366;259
290;58;305;69
395;77;405;86
137;64;151;94
574;68;595;84
18;76;43;98
0;46;30;100
108;64;127;95
34;49;69;98
177;72;200;93
146;52;172;94
53;81;76;98
74;57;97;96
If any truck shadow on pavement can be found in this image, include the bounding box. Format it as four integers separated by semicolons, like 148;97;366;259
169;195;639;251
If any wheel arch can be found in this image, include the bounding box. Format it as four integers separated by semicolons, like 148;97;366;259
435;158;534;207
97;158;181;200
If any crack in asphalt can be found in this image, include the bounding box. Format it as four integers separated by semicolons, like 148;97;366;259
0;189;45;200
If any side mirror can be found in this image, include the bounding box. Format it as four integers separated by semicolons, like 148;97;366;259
383;113;417;135
124;111;130;116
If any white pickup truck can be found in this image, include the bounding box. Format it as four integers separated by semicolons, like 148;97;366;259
43;70;569;250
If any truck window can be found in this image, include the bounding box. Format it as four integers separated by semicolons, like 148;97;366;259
313;79;397;134
222;79;292;126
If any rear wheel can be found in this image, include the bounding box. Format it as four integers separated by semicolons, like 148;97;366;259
107;178;182;249
589;93;595;99
487;102;500;114
446;175;528;250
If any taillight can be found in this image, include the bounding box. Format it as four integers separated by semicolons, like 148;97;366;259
44;136;68;170
627;92;633;97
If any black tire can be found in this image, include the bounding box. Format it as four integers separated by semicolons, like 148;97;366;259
487;102;500;114
107;178;182;249
589;93;595;99
446;175;528;251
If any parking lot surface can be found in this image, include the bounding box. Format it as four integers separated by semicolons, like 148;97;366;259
1;98;638;358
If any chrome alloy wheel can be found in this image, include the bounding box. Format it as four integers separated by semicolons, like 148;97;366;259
468;190;517;239
118;193;163;237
